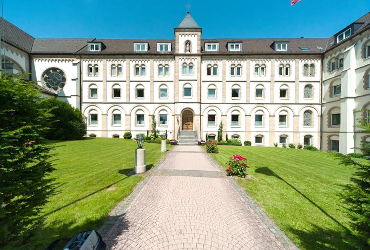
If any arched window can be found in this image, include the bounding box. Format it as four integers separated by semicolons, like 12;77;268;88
231;84;240;99
329;135;340;152
188;63;194;74
88;64;93;76
232;134;240;139
164;64;169;76
279;64;284;76
279;84;289;98
303;63;315;77
254;64;260;76
1;56;23;74
303;110;313;127
255;84;264;98
117;64;123;76
304;135;313;146
158;110;168;126
231;110;240;127
255;64;266;77
183;83;192;97
278;110;288;127
279;134;288;145
279;64;290;76
363;40;370;58
255;110;264;127
260;64;266;76
112;84;121;98
329;107;341;127
182;62;194;75
304;84;313;98
213;64;218;75
207;64;218;76
93;64;99;76
134;64;146;76
330;80;341;97
255;134;263;144
285;64;290;76
159;84;168;99
89;109;98;125
329;58;337;72
136;84;145;98
112;109;122;126
309;63;315;76
111;64;117;77
208;134;216;140
158;64;169;76
231;64;242;76
89;84;98;99
363;69;370;89
185;40;191;53
207;110;216;127
208;84;217;99
135;109;145;126
182;62;188;74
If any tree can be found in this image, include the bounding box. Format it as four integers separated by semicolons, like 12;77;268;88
40;97;86;140
0;73;54;244
338;110;370;248
217;122;223;141
151;115;158;138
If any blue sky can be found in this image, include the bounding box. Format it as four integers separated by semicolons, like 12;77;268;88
2;0;369;39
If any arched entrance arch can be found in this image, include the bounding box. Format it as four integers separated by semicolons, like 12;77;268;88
181;109;194;130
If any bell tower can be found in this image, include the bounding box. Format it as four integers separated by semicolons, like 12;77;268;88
174;12;202;54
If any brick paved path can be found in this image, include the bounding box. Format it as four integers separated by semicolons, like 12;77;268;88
101;145;296;250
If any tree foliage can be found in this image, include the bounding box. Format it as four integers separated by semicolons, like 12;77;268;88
40;97;86;140
0;74;54;244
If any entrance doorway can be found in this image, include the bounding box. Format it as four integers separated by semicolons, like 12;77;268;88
182;109;193;130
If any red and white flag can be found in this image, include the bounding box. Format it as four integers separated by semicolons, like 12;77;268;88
291;0;301;5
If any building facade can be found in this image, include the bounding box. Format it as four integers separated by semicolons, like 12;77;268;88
1;12;369;154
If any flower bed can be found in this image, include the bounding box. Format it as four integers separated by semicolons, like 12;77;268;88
226;154;249;177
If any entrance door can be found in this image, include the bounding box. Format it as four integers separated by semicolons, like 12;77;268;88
182;110;193;130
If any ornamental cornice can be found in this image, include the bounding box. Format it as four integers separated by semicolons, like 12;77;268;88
34;58;75;63
130;59;150;63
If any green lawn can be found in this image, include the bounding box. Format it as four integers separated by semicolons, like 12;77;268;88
19;138;167;249
212;146;358;250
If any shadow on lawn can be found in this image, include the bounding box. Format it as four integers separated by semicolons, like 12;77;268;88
255;167;351;232
118;164;154;176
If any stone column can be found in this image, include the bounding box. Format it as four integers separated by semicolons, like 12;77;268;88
135;148;146;174
293;115;300;144
102;114;108;137
161;140;167;152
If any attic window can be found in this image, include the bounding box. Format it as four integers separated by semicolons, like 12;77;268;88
299;47;310;51
205;43;219;51
228;43;242;52
275;42;288;51
88;43;101;52
337;28;351;43
134;43;148;52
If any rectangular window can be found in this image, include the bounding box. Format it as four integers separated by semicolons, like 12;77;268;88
275;42;288;51
134;43;148;52
205;43;219;51
280;136;287;144
338;58;344;68
208;114;216;126
231;114;239;126
90;88;97;98
160;88;167;98
159;114;168;125
255;136;262;144
208;88;216;98
231;88;240;98
90;114;98;125
113;88;121;98
136;88;144;98
255;89;263;98
330;140;339;152
113;114;121;125
136;114;144;125
331;113;341;126
157;43;171;52
279;115;287;127
228;43;242;51
255;114;263;126
280;89;288;98
366;45;370;58
88;43;101;52
184;87;192;97
333;85;341;97
337;28;351;43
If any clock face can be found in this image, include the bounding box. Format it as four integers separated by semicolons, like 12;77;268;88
42;68;66;91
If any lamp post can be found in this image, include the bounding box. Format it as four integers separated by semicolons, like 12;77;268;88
135;135;146;174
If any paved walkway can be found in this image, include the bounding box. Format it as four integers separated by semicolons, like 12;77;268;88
101;146;295;250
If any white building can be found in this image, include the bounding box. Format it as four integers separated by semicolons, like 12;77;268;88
1;12;369;153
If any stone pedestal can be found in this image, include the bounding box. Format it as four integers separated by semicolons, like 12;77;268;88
161;140;167;152
135;148;146;174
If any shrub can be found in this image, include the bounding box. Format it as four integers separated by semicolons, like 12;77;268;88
218;139;242;146
112;134;119;138
89;133;96;137
282;143;287;148
123;131;132;139
205;140;219;153
288;143;296;149
217;122;223;141
244;141;251;146
226;155;249;177
0;73;54;244
297;144;303;149
274;143;278;147
304;145;318;151
40;97;86;140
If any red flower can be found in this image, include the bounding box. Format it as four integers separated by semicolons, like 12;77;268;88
232;155;247;161
226;166;232;172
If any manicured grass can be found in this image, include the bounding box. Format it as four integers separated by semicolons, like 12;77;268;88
19;138;167;249
212;146;358;250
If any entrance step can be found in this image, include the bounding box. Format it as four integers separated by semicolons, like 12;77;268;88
178;130;198;145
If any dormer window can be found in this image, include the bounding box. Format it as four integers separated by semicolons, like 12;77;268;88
134;43;148;52
205;43;219;52
275;42;288;51
157;43;171;52
337;28;351;43
228;43;242;52
88;43;101;52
